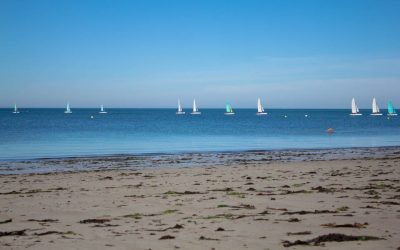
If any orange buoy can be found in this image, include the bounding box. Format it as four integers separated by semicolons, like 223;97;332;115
326;128;334;134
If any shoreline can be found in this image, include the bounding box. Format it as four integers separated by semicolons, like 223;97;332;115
1;146;400;175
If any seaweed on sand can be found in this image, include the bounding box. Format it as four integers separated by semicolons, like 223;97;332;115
0;219;12;224
282;210;337;215
79;218;111;224
321;223;367;229
0;230;26;237
145;224;184;232
282;233;383;247
159;235;175;240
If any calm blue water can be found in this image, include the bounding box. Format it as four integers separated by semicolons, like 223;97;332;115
0;108;399;160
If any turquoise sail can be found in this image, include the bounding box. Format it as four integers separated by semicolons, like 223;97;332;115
226;103;231;113
388;101;395;114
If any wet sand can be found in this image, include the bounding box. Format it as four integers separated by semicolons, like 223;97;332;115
0;151;399;249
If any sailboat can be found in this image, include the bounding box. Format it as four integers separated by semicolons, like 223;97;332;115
256;98;267;115
64;102;72;114
387;101;397;116
99;104;107;114
12;104;20;114
350;98;362;116
224;102;235;115
176;99;185;115
191;99;201;115
371;97;382;116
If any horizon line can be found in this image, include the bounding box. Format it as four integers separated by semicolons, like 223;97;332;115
0;107;387;110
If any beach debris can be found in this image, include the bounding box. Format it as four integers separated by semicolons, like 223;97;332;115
199;236;220;241
282;233;383;247
98;176;113;180
0;230;26;237
209;187;234;192
217;204;256;210
287;231;312;236
336;206;349;212
199;213;258;220
145;224;184;232
275;218;301;223
159;235;175;240
164;190;205;195
333;213;354;217
321;223;367;229
282;210;337;215
312;186;337;193
162;209;179;214
124;194;146;198
360;205;380;209
279;189;312;195
226;191;246;198
265;207;288;212
27;219;58;223
79;218;111;224
215;227;225;231
34;231;76;236
368;201;400;205
92;224;120;227
122;213;143;219
122;210;179;219
0;188;67;195
0;219;12;224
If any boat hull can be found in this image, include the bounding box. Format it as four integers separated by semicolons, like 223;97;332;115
370;113;382;116
191;112;201;115
99;111;107;114
350;113;362;116
176;112;185;115
387;113;398;116
64;111;72;114
256;112;267;116
224;112;235;115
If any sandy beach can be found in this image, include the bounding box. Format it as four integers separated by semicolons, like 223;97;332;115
0;149;399;249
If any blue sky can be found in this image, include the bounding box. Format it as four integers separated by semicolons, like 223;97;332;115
1;0;399;108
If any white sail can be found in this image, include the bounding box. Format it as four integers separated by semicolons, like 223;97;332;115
65;102;72;113
257;98;264;113
178;99;182;112
372;98;380;113
13;104;19;113
191;99;201;115
193;99;198;112
99;104;107;114
176;99;185;114
370;97;382;116
256;98;267;115
350;98;362;115
351;98;358;113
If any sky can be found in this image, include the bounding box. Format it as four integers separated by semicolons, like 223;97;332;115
1;0;400;108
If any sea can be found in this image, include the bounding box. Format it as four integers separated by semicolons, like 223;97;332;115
0;108;399;161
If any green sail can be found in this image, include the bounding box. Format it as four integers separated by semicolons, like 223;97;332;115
388;101;395;114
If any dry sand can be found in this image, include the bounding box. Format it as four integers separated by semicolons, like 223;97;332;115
0;155;399;249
